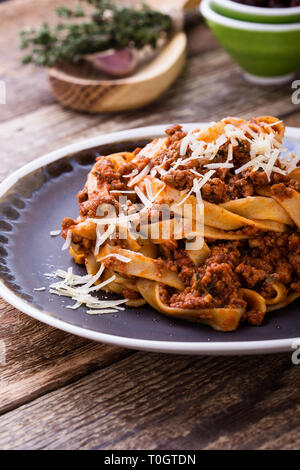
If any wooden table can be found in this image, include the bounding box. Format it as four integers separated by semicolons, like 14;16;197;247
0;0;300;450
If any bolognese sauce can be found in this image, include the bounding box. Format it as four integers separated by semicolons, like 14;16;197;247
60;117;300;330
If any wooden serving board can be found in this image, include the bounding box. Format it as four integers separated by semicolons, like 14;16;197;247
49;33;187;113
49;0;201;113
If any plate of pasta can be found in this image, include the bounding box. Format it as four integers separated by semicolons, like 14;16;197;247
0;116;300;355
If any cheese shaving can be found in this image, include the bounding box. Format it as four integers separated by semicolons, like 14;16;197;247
62;230;72;251
190;169;202;178
177;171;215;207
135;185;150;207
150;167;157;177
197;170;216;189
86;309;123;315
180;129;199;156
235;155;266;174
101;254;132;263
94;224;115;255
244;126;258;139
204;163;233;169
77;264;105;291
128;163;151;187
157;167;167;176
264;120;283;128
110;190;136;194
123;169;138;178
50;230;61;236
145;178;153;200
264;148;280;181
227;143;233;162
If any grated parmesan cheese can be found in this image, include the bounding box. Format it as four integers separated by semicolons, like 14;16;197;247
47;266;127;315
190;169;202;178
94;224;115;255
264;148;280;181
180;129;199;156
204;163;233;170
86;309;122;315
110;190;136;194
145;178;153;200
157;167;167;176
235;155;266;174
197;170;216;189
135;185;150;207
101;253;132;263
128;163;151;187
227;143;233;162
263;120;283;128
244;126;258;139
177;171;215;207
123;169;138;178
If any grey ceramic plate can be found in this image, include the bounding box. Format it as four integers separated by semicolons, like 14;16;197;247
0;124;299;355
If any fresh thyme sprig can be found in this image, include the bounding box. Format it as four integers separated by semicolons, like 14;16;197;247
20;0;173;67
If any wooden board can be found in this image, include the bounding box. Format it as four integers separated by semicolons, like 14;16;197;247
48;32;187;113
0;0;300;450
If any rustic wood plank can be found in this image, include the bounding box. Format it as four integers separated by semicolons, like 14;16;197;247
0;298;133;415
0;352;298;450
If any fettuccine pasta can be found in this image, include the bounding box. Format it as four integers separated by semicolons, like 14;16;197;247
61;116;300;331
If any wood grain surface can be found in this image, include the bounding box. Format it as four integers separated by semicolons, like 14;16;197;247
0;0;300;450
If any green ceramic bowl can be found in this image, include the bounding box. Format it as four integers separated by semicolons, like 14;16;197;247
211;0;300;24
201;0;300;84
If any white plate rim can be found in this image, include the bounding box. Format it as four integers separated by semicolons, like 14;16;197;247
0;123;299;356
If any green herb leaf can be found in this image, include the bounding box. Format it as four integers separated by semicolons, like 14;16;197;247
20;0;172;67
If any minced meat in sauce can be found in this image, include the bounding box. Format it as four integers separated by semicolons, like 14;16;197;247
159;231;300;324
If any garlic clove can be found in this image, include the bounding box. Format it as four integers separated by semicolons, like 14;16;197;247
84;48;137;78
